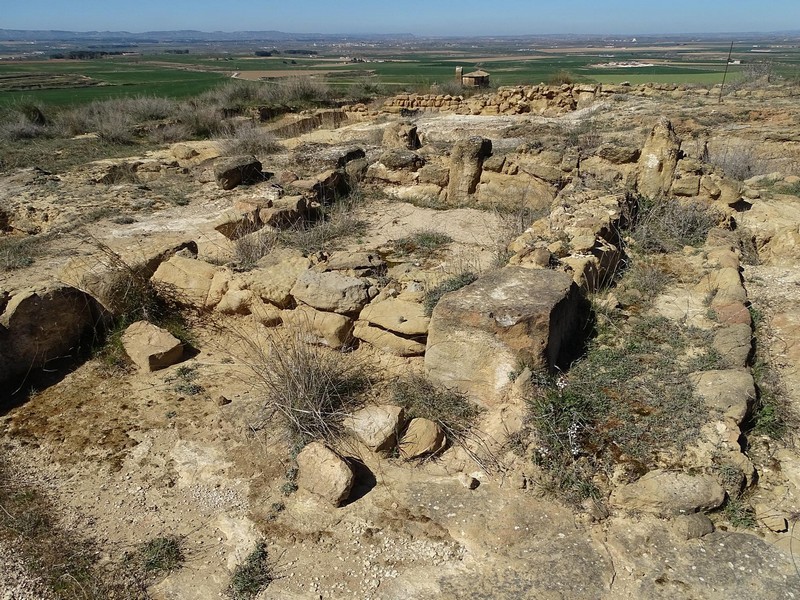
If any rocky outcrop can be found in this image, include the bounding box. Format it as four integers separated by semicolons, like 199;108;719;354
425;268;583;405
282;304;353;349
120;321;184;372
296;442;354;507
509;190;633;291
59;239;199;315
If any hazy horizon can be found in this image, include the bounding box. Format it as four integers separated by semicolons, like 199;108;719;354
4;0;800;37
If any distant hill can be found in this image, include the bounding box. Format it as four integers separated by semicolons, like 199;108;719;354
0;29;417;43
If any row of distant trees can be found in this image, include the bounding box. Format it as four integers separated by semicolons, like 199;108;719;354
255;49;318;57
50;48;316;60
50;50;125;60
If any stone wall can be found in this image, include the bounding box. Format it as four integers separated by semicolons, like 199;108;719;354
379;82;798;117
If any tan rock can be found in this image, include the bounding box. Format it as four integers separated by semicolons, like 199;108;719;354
447;137;492;203
120;321;183;372
0;285;100;385
382;122;420;150
283;305;353;349
610;470;725;516
291;270;371;315
636;117;681;198
151;255;218;308
690;369;755;425
296;442;354;507
399;418;445;459
353;321;426;356
425;268;581;405
344;405;406;454
359;298;429;336
244;249;311;308
754;503;788;533
673;513;715;540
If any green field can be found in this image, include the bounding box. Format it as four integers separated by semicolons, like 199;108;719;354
1;40;798;107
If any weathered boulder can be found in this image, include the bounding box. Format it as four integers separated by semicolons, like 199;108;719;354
399;418;445;459
344;405;406;454
151;255;219;308
673;513;715;540
425;268;582;405
636;118;681;198
382;122;421;150
610;470;725;516
0;285;101;386
448;137;492;203
689;369;755;425
120;321;183;372
296;442;354;507
291;270;372;315
214;155;263;190
282;305;353;349
418;163;450;187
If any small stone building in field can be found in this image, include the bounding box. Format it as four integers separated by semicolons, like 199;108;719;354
458;68;490;88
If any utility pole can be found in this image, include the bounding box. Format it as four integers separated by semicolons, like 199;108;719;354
719;41;734;104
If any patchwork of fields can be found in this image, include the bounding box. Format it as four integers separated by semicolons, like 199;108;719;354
1;38;798;105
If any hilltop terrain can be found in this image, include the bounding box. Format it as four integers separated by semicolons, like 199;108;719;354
1;75;800;599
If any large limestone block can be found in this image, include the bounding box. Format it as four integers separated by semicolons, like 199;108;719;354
425;268;582;405
282;305;353;349
610;470;725;516
151;255;218;308
344;405;406;454
296;442;354;507
121;321;183;372
636;117;681;198
0;285;100;385
689;369;755;425
359;298;429;336
447;137;492;203
291;270;372;315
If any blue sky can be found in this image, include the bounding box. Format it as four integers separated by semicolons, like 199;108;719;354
3;0;799;35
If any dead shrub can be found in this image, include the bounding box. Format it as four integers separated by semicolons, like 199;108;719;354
707;145;765;181
219;123;283;157
631;196;720;253
242;328;370;450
